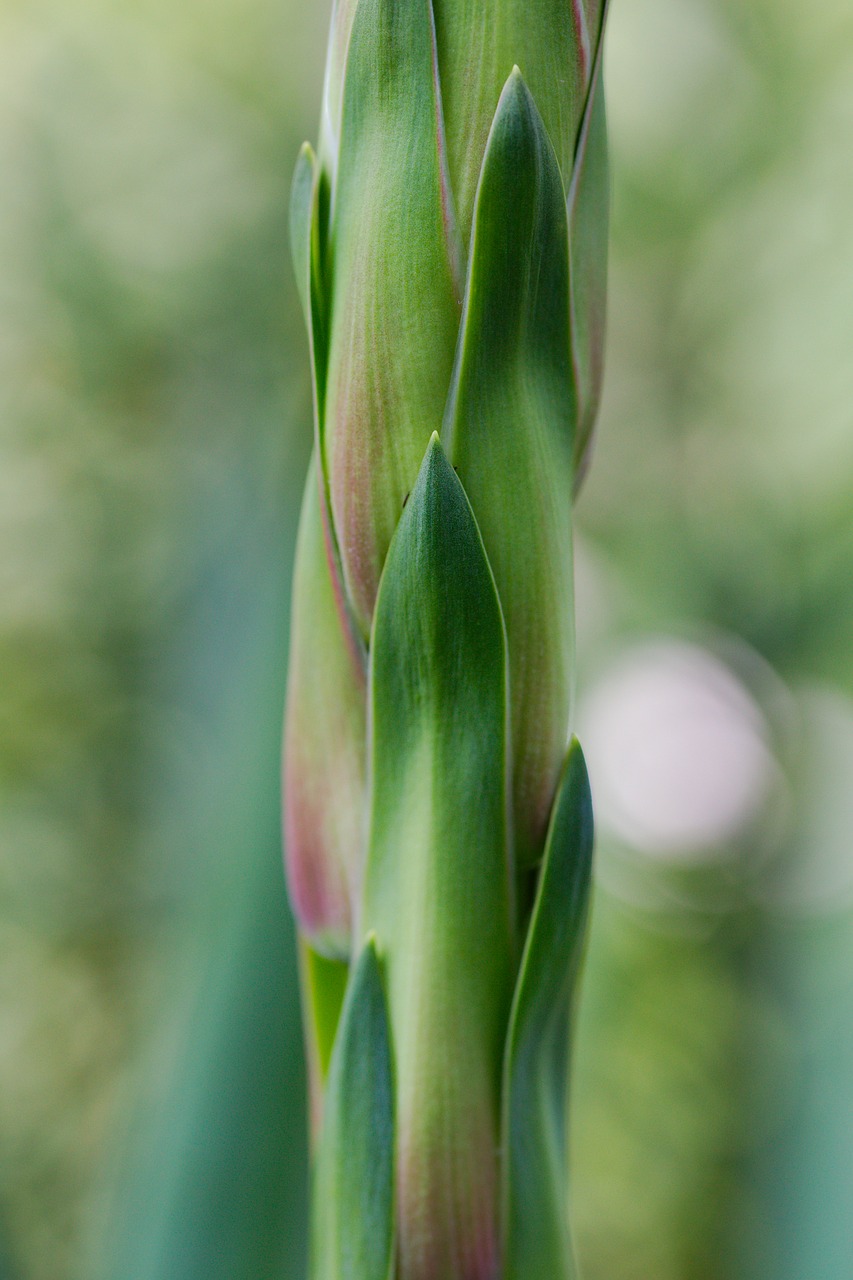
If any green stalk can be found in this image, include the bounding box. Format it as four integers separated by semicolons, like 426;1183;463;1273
284;2;610;1276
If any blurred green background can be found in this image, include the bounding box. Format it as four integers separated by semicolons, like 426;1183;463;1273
1;0;851;1277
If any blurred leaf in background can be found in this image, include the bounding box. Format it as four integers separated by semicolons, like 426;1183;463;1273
0;0;851;1279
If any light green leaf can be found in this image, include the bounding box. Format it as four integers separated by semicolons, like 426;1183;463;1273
444;70;576;867
569;6;610;484
298;939;349;1145
283;456;366;958
363;436;514;1280
323;0;463;636
432;0;594;241
311;939;395;1280
502;738;594;1280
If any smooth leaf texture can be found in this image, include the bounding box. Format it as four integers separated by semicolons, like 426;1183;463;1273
298;939;349;1144
363;437;514;1280
444;71;576;867
569;3;610;485
432;0;601;241
289;142;315;332
311;939;395;1280
323;0;463;637
283;457;366;957
319;0;360;175
502;738;594;1280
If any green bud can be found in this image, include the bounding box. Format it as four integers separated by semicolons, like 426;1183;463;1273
444;69;576;866
286;3;610;1275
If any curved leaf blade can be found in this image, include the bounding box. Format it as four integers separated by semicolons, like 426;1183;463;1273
444;71;576;867
502;738;594;1280
363;436;514;1280
311;939;395;1280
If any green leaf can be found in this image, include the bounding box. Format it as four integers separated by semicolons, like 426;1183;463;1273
569;6;610;485
289;141;316;332
444;70;576;868
298;939;349;1145
311;939;395;1280
283;456;366;958
502;738;594;1280
432;0;594;240
323;0;463;637
318;0;360;174
363;436;514;1280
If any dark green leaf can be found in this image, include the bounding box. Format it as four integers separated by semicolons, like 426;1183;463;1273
502;738;594;1280
311;939;395;1280
444;70;576;867
363;436;513;1279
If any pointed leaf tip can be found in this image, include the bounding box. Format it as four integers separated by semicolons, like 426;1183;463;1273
502;736;594;1280
289;143;316;327
365;435;512;1280
444;73;575;866
311;939;395;1280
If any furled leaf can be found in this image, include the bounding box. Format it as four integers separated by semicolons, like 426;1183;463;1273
444;70;576;867
283;456;366;958
363;436;514;1280
502;738;594;1280
432;0;598;241
323;0;463;637
569;3;610;485
311;939;395;1280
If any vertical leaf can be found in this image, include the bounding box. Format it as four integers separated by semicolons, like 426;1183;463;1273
432;0;593;241
323;0;462;636
283;457;366;957
364;437;514;1280
444;71;576;867
311;939;395;1280
569;3;610;483
502;739;594;1280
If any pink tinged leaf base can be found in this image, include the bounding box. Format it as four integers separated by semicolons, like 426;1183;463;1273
283;457;366;958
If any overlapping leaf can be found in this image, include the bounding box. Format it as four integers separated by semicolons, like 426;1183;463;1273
311;939;395;1280
502;739;594;1280
283;458;366;957
323;0;463;637
363;438;514;1280
432;0;600;240
444;71;576;867
569;2;610;483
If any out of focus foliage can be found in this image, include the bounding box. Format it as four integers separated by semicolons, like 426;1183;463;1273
0;1;851;1279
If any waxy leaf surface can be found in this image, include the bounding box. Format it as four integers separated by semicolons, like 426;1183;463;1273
444;72;576;866
363;437;513;1280
502;739;594;1280
324;0;462;637
283;458;366;958
311;939;395;1280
